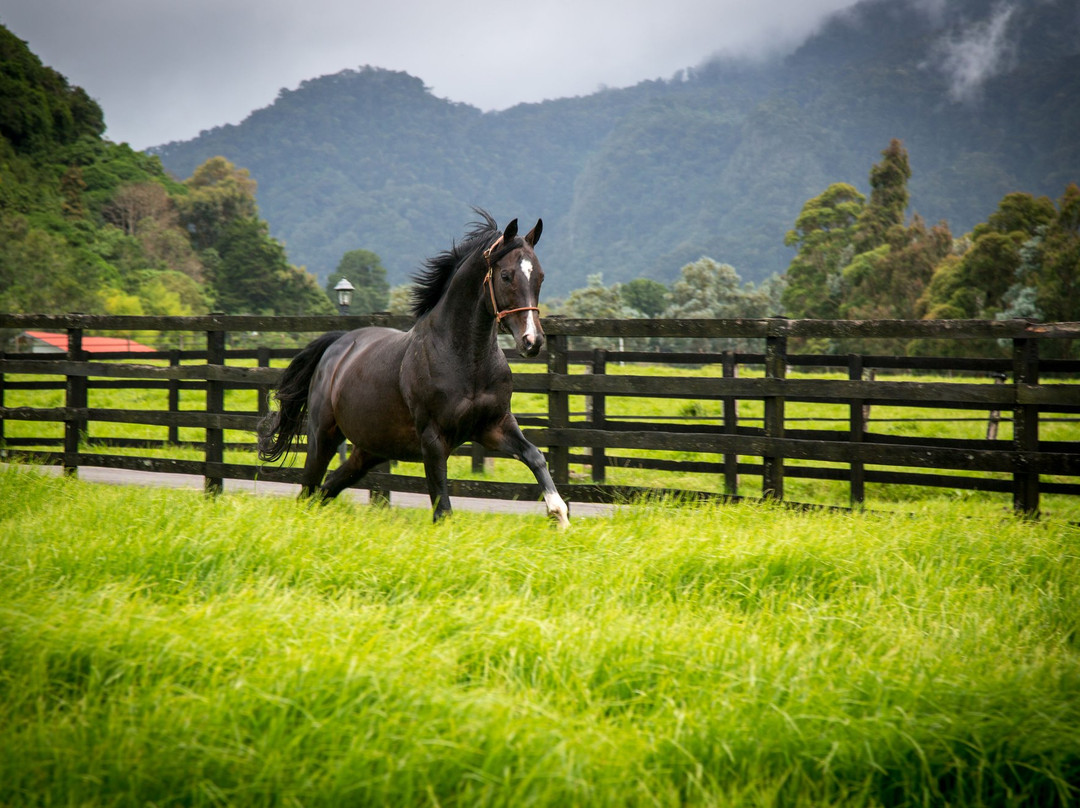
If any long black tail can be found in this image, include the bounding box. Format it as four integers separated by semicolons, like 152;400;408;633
257;331;346;463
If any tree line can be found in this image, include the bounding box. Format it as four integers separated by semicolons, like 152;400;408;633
494;139;1076;357
782;139;1079;355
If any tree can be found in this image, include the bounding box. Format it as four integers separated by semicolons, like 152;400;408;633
556;274;633;349
60;165;86;218
325;249;389;313
1007;184;1080;356
621;277;668;317
0;223;104;313
919;230;1014;319
828;141;953;352
666;257;775;351
0;25;104;151
844;215;952;321
136;217;205;281
1036;185;1080;325
781;142;919;331
103;182;172;237
140;271;208;316
176;157;258;251
666;257;773;320
173;156;332;316
919;192;1055;321
782;183;865;319
558;274;628;319
980;191;1056;239
211;217;332;315
387;284;414;315
853;138;911;253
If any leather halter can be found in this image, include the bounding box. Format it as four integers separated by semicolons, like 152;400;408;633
482;235;540;324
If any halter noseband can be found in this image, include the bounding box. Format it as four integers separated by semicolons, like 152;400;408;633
482;235;540;324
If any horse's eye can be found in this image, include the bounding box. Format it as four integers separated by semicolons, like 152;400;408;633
501;270;513;283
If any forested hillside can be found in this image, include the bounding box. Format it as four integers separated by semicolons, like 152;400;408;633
0;25;332;324
150;0;1080;297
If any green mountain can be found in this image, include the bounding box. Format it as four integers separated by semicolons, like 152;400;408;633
149;0;1080;297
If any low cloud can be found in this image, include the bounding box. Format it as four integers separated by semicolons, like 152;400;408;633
1;0;864;149
929;3;1017;103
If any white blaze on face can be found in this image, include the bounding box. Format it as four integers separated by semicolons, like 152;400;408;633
519;258;540;341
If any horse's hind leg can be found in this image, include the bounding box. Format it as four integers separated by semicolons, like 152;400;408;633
299;422;342;499
320;446;383;501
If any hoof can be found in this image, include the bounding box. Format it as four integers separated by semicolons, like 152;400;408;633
545;491;570;529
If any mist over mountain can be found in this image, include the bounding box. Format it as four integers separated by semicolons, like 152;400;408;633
150;0;1080;297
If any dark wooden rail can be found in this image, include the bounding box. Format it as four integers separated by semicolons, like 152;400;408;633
2;313;1078;516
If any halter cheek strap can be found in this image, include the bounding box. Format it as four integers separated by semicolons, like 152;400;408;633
483;236;540;324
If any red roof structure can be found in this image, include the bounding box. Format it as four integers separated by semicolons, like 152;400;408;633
18;331;156;354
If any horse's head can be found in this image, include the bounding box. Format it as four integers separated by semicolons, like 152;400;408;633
483;217;546;358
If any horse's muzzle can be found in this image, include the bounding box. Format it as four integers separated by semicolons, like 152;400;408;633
519;332;544;358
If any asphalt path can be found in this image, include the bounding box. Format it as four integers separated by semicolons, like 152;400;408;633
9;463;613;519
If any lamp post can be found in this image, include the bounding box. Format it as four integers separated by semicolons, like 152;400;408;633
332;278;356;464
334;278;354;316
332;278;356;465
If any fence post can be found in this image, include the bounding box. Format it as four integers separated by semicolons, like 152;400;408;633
763;320;787;500
848;354;865;507
64;325;86;477
722;350;739;496
986;372;1006;440
205;323;226;496
862;369;875;432
0;348;5;451
256;346;271;419
590;348;607;483
547;332;570;486
368;461;392;507
1012;337;1040;516
168;349;181;445
256;345;275;461
471;442;487;474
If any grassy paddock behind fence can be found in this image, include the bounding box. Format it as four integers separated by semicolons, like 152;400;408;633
2;466;1078;806
2;314;1078;518
4;358;1079;520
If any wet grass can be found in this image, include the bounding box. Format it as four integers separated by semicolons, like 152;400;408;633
2;466;1078;806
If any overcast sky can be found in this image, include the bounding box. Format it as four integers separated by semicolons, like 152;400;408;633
1;0;863;150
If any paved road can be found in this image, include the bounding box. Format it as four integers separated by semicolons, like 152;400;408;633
11;463;613;519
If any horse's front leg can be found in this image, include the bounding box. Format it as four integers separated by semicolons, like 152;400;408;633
482;414;570;528
419;424;453;522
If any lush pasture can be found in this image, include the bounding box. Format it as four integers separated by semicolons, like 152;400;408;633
2;466;1078;806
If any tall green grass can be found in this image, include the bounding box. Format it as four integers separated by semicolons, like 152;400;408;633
2;465;1078;806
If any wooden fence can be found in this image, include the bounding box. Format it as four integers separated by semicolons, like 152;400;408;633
2;313;1078;516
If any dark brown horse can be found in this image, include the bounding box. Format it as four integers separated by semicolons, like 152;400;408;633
257;210;569;526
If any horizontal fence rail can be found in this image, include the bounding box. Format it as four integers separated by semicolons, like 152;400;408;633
2;313;1078;517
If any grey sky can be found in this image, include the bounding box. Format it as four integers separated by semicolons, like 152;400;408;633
0;0;863;150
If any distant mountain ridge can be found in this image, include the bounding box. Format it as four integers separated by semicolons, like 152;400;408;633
150;0;1080;297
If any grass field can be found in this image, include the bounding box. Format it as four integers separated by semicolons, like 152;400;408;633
2;465;1078;806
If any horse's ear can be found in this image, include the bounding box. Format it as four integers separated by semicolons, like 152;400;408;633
502;218;518;243
525;218;543;247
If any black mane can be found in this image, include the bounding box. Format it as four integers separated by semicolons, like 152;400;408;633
411;209;504;318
